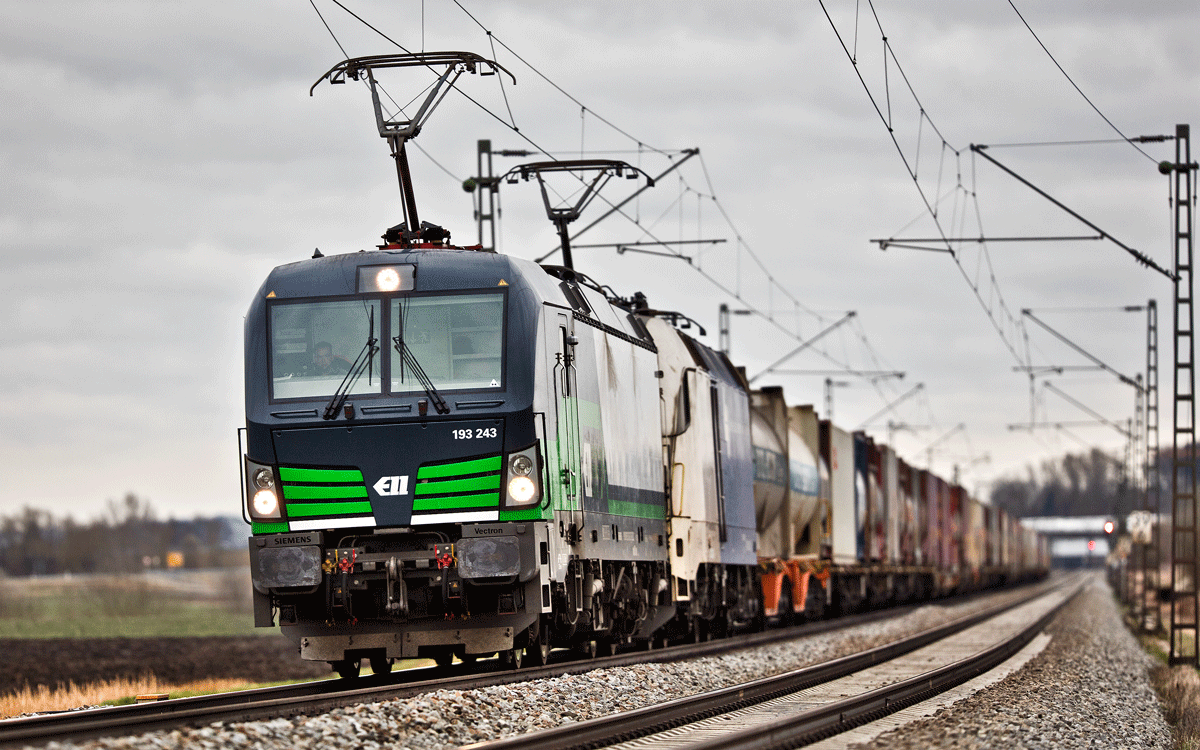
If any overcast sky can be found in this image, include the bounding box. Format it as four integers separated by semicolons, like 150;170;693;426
2;1;1196;521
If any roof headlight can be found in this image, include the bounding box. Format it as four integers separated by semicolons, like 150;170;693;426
376;267;401;292
357;264;415;293
252;489;281;518
507;476;537;506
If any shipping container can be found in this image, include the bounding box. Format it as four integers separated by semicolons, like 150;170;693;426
822;421;857;565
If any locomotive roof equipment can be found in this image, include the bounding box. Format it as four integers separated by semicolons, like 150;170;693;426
501;159;655;271
310;53;516;247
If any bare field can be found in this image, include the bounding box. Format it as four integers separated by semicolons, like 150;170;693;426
0;568;328;700
0;633;329;697
0;568;259;638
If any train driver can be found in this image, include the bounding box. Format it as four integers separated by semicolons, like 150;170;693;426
309;341;352;376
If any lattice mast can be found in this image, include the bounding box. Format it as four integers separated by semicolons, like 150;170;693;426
1170;124;1199;665
1143;300;1161;631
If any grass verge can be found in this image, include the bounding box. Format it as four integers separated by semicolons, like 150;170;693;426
1120;593;1200;750
0;675;289;719
0;659;439;719
1149;662;1200;750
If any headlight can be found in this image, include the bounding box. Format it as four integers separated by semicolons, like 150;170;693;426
252;468;275;490
253;489;281;518
376;268;401;291
507;476;537;505
509;454;533;476
357;264;415;293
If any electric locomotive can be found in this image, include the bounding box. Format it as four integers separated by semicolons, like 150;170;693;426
243;231;767;675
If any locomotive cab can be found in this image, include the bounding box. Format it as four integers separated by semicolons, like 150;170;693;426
242;246;555;671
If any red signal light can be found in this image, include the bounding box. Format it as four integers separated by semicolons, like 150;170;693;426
1088;540;1096;551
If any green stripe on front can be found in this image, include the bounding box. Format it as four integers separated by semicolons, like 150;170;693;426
417;455;502;479
279;467;364;483
607;499;667;520
499;507;544;521
286;501;374;518
415;475;501;495
413;492;500;511
252;521;289;534
282;484;369;500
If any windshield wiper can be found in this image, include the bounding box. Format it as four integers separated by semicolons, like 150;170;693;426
392;334;450;415
323;308;380;420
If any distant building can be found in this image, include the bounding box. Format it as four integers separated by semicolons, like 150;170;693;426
1020;515;1114;568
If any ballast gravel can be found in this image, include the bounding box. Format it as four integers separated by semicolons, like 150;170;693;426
35;575;1167;750
847;575;1172;750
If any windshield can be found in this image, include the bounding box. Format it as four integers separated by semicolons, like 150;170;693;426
392;293;504;393
270;299;382;400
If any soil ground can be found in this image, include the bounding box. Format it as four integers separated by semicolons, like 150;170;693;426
1;634;329;694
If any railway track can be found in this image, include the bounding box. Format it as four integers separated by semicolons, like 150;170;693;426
0;579;1066;749
462;575;1083;750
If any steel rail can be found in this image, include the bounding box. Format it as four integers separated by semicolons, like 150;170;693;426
0;579;1059;749
688;581;1081;750
456;577;1077;750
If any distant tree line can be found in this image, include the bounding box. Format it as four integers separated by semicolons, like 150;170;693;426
989;447;1164;519
0;493;246;577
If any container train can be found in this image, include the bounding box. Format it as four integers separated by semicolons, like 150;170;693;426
241;51;1048;678
241;237;1049;677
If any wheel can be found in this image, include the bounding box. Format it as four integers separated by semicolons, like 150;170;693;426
577;640;598;659
710;610;732;639
332;658;360;679
596;639;616;657
369;655;392;675
777;578;794;628
460;653;479;666
526;632;552;667
804;579;826;622
500;648;523;669
524;617;552;667
433;650;454;668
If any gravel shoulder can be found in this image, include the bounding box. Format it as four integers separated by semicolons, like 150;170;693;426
848;573;1172;749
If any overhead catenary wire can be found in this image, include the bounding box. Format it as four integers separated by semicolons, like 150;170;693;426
819;0;1030;369
316;0;840;336
430;3;898;379
449;0;672;159
814;0;1170;464
309;0;922;423
1006;0;1157;164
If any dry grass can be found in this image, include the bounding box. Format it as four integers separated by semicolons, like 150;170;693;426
1151;664;1200;750
0;675;258;719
